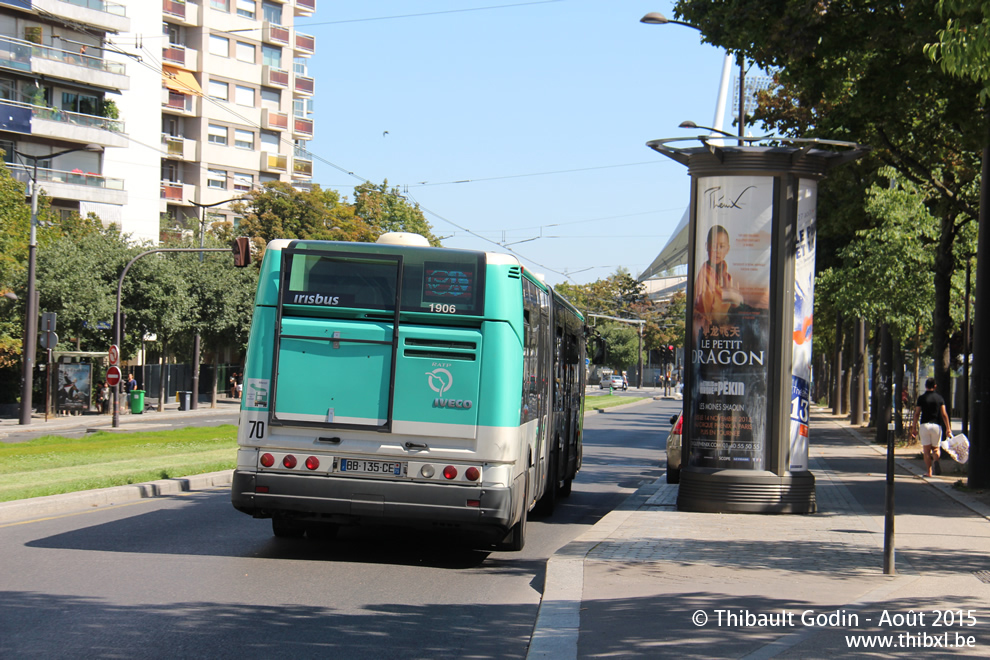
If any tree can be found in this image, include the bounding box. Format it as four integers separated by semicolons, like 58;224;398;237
674;0;984;396
232;181;377;258
353;180;441;245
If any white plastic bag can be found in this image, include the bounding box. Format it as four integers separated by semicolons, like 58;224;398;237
940;434;969;464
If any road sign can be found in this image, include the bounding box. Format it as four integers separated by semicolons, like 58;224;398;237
39;331;58;350
108;344;119;366
106;365;122;387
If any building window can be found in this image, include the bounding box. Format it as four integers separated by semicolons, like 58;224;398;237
0;139;14;164
209;35;229;57
234;129;254;149
164;23;182;46
236;0;256;18
234;85;254;107
207;168;227;189
208;80;229;100
262;2;282;24
261;44;281;69
208;124;228;145
293;57;308;77
236;42;255;63
210;0;230;11
260;87;280;110
62;92;100;116
233;172;253;191
260;130;279;149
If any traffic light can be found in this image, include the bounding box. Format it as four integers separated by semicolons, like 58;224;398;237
668;345;675;363
591;331;606;364
232;237;252;267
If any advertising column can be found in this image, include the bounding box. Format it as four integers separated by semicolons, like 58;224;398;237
690;176;773;471
789;180;817;473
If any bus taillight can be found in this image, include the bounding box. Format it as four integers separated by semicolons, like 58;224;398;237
443;466;458;480
260;453;275;468
465;467;480;481
305;456;320;470
282;455;298;469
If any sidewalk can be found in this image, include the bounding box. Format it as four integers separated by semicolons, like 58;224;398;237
528;409;990;658
0;395;241;439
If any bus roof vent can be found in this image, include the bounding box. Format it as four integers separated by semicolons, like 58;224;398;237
376;232;430;247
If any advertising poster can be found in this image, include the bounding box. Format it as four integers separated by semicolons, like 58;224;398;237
689;175;773;470
57;363;92;414
789;180;817;472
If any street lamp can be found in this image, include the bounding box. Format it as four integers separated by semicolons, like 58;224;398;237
187;197;240;409
678;120;737;139
14;143;104;425
641;11;747;145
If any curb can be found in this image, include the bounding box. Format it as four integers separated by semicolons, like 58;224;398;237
0;470;233;525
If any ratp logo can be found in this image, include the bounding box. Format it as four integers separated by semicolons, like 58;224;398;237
426;368;453;395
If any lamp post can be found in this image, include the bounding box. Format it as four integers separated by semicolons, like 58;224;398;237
187;197;239;410
640;11;747;145
14;143;104;425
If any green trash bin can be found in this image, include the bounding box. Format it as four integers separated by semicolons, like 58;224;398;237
129;390;145;414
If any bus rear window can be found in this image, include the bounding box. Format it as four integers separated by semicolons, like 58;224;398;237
281;248;485;315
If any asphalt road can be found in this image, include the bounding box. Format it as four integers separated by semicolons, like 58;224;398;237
0;397;680;659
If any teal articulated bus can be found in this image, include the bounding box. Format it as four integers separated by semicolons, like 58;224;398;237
231;233;587;551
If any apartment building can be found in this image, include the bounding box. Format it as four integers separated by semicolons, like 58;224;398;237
108;0;316;243
0;0;130;226
1;1;316;246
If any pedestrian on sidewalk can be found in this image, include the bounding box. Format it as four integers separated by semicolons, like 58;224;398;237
910;377;952;477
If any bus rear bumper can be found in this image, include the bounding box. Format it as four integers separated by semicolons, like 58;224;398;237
231;470;518;541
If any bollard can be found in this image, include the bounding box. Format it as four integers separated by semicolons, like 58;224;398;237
883;421;895;575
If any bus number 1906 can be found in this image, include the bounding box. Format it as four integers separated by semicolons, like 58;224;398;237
429;303;457;314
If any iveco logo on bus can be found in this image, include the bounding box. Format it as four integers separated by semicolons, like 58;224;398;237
426;368;473;410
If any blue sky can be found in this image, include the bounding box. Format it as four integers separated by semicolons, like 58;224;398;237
297;1;732;286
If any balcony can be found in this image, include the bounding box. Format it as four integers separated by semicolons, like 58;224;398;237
263;65;290;88
295;0;316;16
292;154;313;179
263;22;291;46
294;32;315;55
294;75;314;96
292;116;313;138
10;164;127;206
162;89;197;115
162;134;197;161
0;36;130;91
4;99;129;149
163;0;199;25
162;44;185;66
263;108;289;131
160;180;184;201
163;0;185;18
261;151;287;172
37;0;129;33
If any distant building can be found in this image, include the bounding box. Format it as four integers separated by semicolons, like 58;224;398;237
0;0;317;244
0;0;131;225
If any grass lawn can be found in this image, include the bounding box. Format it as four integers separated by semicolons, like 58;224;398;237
0;426;238;502
584;396;648;411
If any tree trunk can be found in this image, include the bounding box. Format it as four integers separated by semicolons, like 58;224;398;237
932;212;958;400
211;349;219;408
157;337;168;413
851;318;866;426
832;312;843;416
893;334;905;436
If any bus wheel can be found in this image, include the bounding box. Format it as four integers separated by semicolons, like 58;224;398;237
559;477;573;497
536;453;558;516
503;507;527;551
272;516;305;538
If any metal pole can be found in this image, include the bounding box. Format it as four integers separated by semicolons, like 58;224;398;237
737;53;745;146
883;420;895;574
964;257;972;437
19;162;39;424
190;206;206;410
969;136;990;489
637;325;643;389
